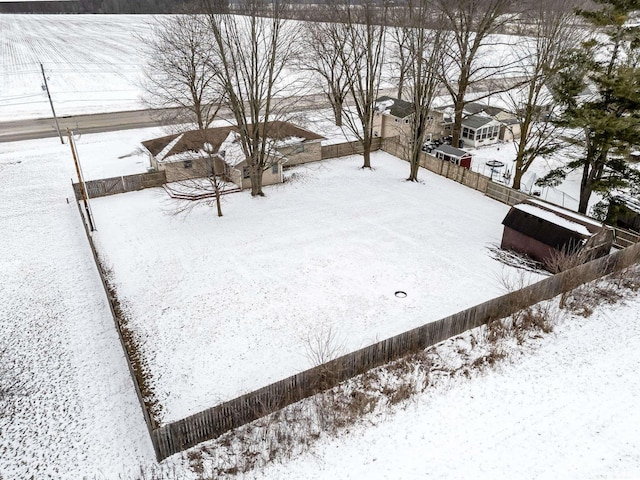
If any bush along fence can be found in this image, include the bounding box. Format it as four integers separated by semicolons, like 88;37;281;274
148;241;640;461
72;170;166;200
74;201;160;458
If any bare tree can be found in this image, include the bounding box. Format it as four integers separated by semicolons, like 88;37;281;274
203;0;301;196
435;0;518;148
142;13;222;130
336;0;387;169
299;20;350;127
387;19;412;100
399;1;447;181
506;0;584;190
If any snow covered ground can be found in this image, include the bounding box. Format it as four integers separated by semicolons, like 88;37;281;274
0;135;158;478
89;151;543;423
248;295;640;480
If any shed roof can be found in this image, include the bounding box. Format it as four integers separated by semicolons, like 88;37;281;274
527;198;604;232
502;206;588;251
375;96;414;118
434;144;471;158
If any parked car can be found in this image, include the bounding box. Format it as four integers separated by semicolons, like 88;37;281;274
421;141;436;153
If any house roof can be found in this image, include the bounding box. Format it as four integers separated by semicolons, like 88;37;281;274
142;121;324;162
462;115;497;130
464;102;505;118
375;96;414;118
434;144;471;158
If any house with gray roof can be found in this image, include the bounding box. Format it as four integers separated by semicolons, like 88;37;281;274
437;101;521;148
372;96;447;143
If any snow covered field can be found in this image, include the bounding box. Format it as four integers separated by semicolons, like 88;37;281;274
89;151;544;423
0;14;523;122
0;14;157;120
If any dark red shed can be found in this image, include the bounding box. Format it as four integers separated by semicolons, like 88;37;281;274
433;145;472;169
501;199;614;269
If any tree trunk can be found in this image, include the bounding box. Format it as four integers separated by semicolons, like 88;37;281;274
512;167;524;191
362;142;372;169
451;98;464;148
332;99;343;127
214;188;223;216
408;148;420;181
250;167;264;196
578;183;591;214
578;163;591;214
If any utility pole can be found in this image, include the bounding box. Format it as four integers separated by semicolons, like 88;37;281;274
41;63;64;144
68;129;95;231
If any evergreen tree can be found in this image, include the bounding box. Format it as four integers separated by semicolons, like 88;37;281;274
538;0;640;214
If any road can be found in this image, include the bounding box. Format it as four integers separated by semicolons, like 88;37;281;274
0;108;185;143
0;92;334;143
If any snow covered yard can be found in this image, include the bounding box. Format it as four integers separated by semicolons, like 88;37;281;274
89;151;543;424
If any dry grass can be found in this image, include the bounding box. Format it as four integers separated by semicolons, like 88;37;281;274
99;259;162;426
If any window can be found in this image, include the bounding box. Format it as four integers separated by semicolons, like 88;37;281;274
243;167;250;179
272;163;278;174
462;127;470;139
404;118;410;124
183;160;192;169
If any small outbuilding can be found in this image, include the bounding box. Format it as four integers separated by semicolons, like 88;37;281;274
501;199;614;268
433;144;473;169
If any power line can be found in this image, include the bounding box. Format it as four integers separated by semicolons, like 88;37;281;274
40;63;63;144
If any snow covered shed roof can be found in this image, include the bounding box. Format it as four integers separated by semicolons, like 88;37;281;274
434;144;470;159
142;121;324;162
375;96;414;118
502;200;608;251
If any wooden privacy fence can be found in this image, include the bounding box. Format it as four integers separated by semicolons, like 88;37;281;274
321;138;382;160
379;139;492;195
485;181;530;206
72;171;166;199
150;241;640;460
